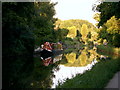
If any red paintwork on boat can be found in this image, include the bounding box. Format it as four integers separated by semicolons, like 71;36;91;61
42;42;53;52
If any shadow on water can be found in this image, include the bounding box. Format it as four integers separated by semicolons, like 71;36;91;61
3;46;112;88
2;50;63;88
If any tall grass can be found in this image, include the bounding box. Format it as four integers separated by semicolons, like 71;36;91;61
57;45;120;88
57;57;120;88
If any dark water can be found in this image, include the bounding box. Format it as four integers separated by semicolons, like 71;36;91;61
3;46;109;88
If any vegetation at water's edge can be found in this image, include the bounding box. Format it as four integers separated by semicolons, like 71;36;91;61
2;2;58;88
97;45;120;58
2;1;120;89
57;51;120;88
3;2;120;58
57;44;120;88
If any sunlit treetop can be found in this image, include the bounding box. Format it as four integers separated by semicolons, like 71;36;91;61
94;2;120;27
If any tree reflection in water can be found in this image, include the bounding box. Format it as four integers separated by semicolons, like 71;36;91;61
3;46;109;88
51;46;108;88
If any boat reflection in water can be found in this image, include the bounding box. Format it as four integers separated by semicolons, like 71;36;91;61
40;41;63;66
39;45;109;88
41;54;63;66
51;47;109;88
41;57;53;66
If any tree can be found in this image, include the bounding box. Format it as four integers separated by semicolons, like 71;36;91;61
33;2;57;45
80;24;89;44
2;2;58;88
76;30;82;37
93;13;100;26
93;1;120;47
67;26;77;38
55;19;96;34
90;31;98;41
95;2;120;27
105;16;120;34
2;2;36;57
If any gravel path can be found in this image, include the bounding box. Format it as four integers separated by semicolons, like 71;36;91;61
105;71;120;88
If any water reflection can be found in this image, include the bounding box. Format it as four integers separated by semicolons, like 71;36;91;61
3;46;109;88
53;54;63;63
61;47;99;67
41;54;63;66
65;53;76;64
52;60;97;88
51;46;108;88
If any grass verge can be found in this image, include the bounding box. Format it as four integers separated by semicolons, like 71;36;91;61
57;45;120;88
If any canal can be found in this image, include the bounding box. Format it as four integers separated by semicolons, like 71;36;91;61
3;46;110;88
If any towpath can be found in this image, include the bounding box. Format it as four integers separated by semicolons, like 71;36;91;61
105;71;120;89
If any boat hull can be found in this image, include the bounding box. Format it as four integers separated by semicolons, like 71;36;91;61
40;49;53;59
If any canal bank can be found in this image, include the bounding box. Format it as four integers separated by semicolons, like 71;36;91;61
97;45;120;89
56;45;120;88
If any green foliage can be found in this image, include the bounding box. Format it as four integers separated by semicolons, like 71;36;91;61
67;26;77;38
93;13;100;22
81;24;89;38
76;30;82;38
54;19;96;39
2;2;35;56
57;55;120;88
98;16;120;47
2;2;58;56
105;16;120;34
95;2;120;27
54;28;69;41
33;2;57;45
91;31;99;42
2;2;57;88
112;34;120;47
93;13;101;27
94;2;120;47
58;19;95;29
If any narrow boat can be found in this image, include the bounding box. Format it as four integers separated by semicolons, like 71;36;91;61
40;42;53;58
40;41;63;59
40;42;63;66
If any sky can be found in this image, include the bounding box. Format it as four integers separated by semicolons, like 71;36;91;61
50;0;98;25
